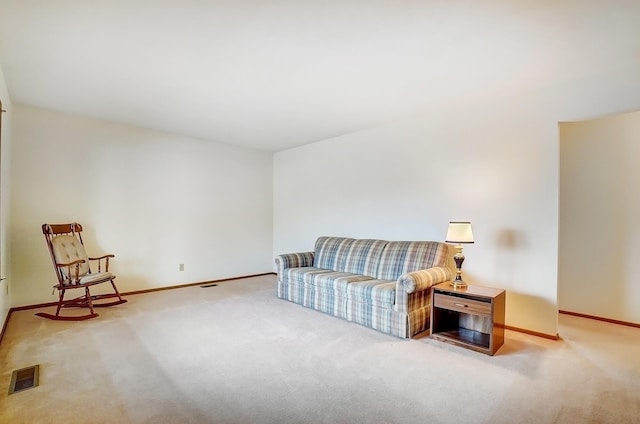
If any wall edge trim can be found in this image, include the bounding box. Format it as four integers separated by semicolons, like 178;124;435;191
559;309;640;329
505;325;559;340
122;272;276;296
0;310;10;346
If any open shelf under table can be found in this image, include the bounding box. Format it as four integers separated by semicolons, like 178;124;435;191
432;327;491;349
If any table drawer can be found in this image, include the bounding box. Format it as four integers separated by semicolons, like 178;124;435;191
434;293;491;316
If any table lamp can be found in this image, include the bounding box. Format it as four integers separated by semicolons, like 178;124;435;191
445;221;474;289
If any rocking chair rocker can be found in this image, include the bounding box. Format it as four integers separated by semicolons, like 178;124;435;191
38;223;127;321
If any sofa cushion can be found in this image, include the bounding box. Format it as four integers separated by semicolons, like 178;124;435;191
376;241;449;281
314;237;355;271
282;267;333;285
346;279;396;307
311;271;375;294
341;238;388;276
314;236;388;276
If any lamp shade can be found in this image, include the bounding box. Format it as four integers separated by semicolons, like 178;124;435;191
445;221;474;244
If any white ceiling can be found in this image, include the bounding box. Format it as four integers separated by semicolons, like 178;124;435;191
1;1;638;151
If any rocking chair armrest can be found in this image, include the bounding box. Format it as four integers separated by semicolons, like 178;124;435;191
88;254;115;261
55;259;86;283
55;259;86;268
88;254;115;272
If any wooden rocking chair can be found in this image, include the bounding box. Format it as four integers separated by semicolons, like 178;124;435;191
38;223;127;321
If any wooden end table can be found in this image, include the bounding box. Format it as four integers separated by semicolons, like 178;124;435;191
430;282;506;355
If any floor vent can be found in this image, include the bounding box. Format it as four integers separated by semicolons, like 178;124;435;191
8;365;39;395
201;283;218;288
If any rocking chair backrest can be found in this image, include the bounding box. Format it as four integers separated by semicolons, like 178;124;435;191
42;223;91;283
51;235;91;278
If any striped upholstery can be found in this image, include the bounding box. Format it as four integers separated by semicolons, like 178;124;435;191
346;280;396;306
306;272;374;319
275;252;317;303
283;267;332;285
346;300;400;335
276;278;305;304
397;267;452;296
376;241;448;280
275;251;315;275
312;271;374;294
306;287;348;319
313;237;354;271
339;239;388;276
275;236;452;338
346;280;402;336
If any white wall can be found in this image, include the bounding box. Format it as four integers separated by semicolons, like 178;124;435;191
274;64;640;337
10;105;273;307
559;111;640;324
0;65;12;330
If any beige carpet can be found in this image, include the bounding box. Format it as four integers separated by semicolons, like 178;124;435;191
0;275;638;424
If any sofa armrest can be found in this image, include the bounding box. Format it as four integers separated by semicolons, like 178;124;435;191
275;251;315;275
397;266;453;294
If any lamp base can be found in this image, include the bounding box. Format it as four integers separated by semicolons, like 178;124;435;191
451;245;467;289
450;279;467;289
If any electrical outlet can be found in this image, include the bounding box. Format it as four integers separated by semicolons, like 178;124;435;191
179;264;184;271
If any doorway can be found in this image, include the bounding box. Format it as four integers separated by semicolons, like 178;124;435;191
558;110;640;325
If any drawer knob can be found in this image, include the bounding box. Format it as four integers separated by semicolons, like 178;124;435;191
453;302;468;308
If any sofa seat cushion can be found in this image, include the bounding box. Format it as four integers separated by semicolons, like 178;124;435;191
282;267;333;285
346;279;397;307
311;271;375;294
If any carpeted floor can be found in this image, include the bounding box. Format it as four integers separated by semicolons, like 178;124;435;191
1;275;638;424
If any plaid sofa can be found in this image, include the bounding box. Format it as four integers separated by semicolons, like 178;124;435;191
275;236;452;339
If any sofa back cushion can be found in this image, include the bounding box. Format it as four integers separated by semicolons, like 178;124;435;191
314;237;355;271
315;237;449;281
341;238;388;277
314;237;388;277
375;241;449;281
